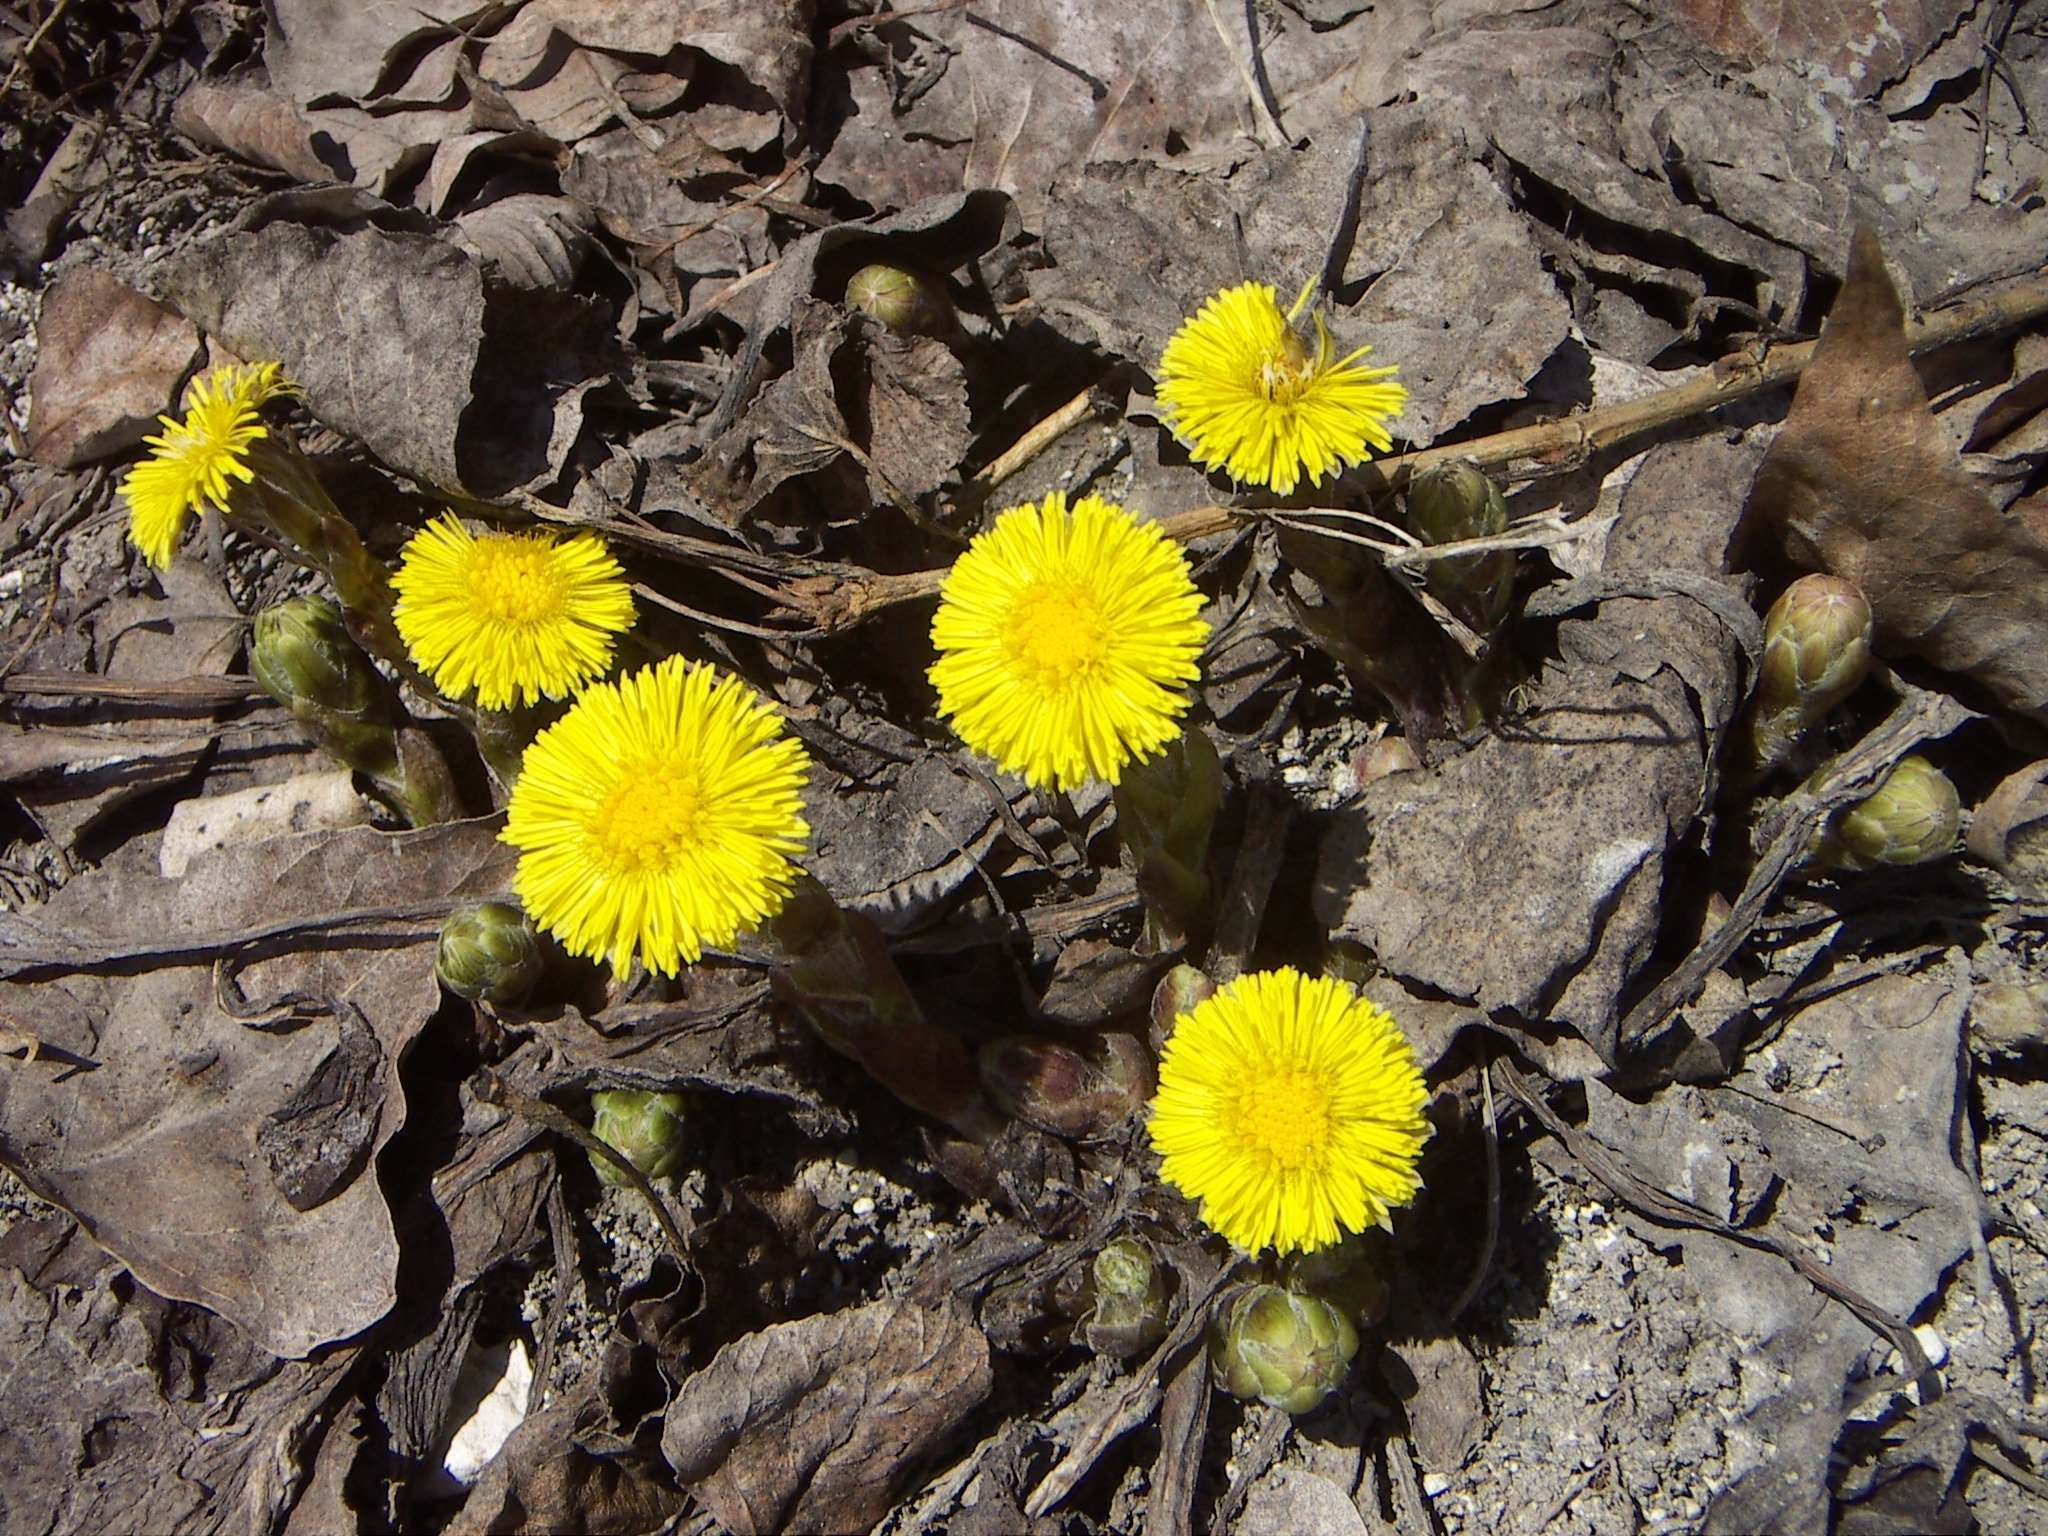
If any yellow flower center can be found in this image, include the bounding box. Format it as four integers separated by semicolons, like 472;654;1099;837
469;540;570;626
1232;1066;1332;1171
1004;580;1110;687
591;763;703;872
1257;324;1320;405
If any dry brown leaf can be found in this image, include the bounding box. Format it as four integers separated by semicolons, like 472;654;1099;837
1744;227;2048;721
661;1295;992;1535
171;79;336;184
0;820;514;1357
0;1239;358;1536
856;318;971;504
1663;0;1972;96
163;200;623;496
1315;434;1760;1070
24;267;203;468
264;0;489;106
450;192;597;289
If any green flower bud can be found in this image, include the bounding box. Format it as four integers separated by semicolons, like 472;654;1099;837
845;262;955;337
1407;460;1508;547
253;594;394;740
1817;755;1961;871
1082;1236;1174;1358
252;594;459;827
1210;1283;1359;1414
588;1088;689;1188
1749;575;1873;773
1406;461;1515;637
978;1032;1152;1141
436;901;544;1004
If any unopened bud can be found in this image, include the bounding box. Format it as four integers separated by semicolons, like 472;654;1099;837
845;262;955;337
436;901;544;1004
588;1088;689;1188
1211;1284;1359;1414
1406;461;1514;635
1817;755;1961;871
1408;461;1508;547
1749;575;1873;773
252;594;391;729
1082;1236;1174;1357
978;1032;1152;1141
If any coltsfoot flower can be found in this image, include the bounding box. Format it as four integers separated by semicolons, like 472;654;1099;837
1156;280;1406;496
1149;967;1429;1255
392;515;635;709
121;361;291;567
929;492;1208;791
503;655;810;975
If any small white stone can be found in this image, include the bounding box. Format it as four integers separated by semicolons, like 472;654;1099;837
1422;1473;1452;1497
851;1195;876;1217
443;1338;533;1487
1911;1324;1949;1369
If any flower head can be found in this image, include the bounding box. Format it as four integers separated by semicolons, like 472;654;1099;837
1156;280;1406;496
503;655;810;975
392;515;635;709
1148;967;1429;1255
928;493;1207;791
121;362;291;567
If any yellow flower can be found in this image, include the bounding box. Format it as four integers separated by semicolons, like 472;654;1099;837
503;655;810;975
392;515;636;709
121;362;291;567
1148;967;1429;1255
1156;280;1407;496
928;493;1207;792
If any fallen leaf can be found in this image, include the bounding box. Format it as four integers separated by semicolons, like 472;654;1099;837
264;0;489;107
0;820;514;1357
1663;0;1971;97
1744;226;2048;722
1315;434;1759;1069
171;79;337;184
855;317;972;504
661;1295;992;1535
0;1227;356;1535
161;195;625;496
25;267;203;468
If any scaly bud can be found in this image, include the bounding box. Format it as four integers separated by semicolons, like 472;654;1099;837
845;262;955;337
1211;1283;1359;1414
1406;460;1515;637
588;1088;689;1188
253;595;458;826
1816;755;1960;871
1114;728;1224;946
978;1032;1152;1141
436;902;544;1005
253;594;393;733
1082;1237;1174;1358
1748;575;1873;774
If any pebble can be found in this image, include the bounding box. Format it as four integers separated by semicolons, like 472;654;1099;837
851;1195;876;1217
1422;1473;1451;1498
